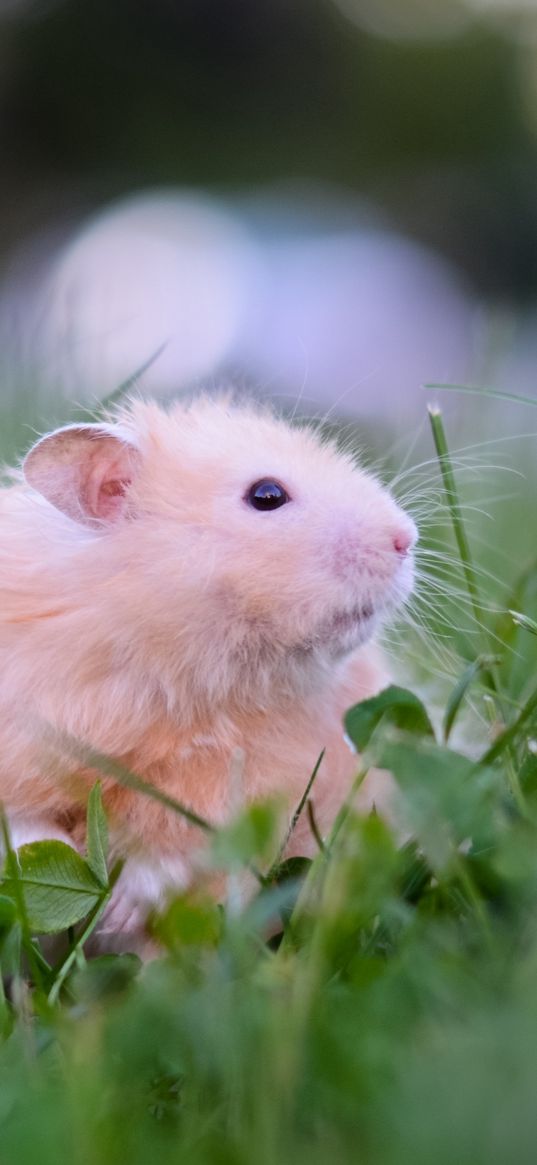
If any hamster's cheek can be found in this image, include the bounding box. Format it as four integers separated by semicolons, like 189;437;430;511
219;538;310;610
212;496;415;657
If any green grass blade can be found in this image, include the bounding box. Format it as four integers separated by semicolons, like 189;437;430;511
61;740;215;834
428;406;524;808
306;799;326;854
443;655;502;743
425;382;537;407
97;342;169;414
510;609;537;637
86;782;109;887
267;749;325;880
0;811;46;993
428;405;489;637
481;684;537;767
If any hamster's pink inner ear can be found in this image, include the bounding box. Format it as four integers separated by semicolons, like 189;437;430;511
23;424;141;526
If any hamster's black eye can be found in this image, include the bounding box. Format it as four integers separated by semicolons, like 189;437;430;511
246;479;290;511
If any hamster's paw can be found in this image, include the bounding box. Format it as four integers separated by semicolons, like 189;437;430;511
90;853;190;957
4;815;74;851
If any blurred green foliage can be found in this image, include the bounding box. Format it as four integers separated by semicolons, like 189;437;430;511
3;677;537;1163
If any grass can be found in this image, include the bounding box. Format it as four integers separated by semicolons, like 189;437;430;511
2;395;537;1164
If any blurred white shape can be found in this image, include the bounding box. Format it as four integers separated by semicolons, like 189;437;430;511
0;184;476;427
493;307;537;402
331;0;537;42
237;226;475;424
470;0;537;48
5;192;258;401
331;0;469;41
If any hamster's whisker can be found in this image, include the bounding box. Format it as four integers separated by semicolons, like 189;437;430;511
413;563;501;607
414;584;495;616
289;339;311;423
388;430;536;489
410;581;514;655
387;610;463;673
393;470;522;509
416;549;508;591
371;417;429;481
407;599;480;641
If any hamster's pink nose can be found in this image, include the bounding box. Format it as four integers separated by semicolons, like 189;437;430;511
392;523;417;556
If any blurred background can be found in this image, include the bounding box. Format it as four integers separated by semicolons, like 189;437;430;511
1;0;537;713
1;0;537;447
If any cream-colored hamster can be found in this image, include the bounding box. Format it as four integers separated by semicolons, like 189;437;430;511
0;394;416;945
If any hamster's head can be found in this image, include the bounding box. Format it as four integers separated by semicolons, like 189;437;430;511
23;396;417;711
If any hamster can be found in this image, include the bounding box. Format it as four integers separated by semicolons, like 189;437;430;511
0;394;417;946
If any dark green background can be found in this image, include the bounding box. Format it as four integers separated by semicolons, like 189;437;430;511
1;0;536;299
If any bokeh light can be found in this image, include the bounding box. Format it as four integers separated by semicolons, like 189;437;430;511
4;193;259;399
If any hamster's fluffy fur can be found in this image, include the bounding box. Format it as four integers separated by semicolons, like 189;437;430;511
0;395;416;944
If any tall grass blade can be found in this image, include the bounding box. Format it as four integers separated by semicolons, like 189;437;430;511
266;749;325;879
97;342;169;413
61;741;215;835
481;684;537;767
428;406;524;808
425;382;537;408
510;609;537;637
443;655;501;743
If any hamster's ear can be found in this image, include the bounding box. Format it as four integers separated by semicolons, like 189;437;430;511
23;423;141;526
